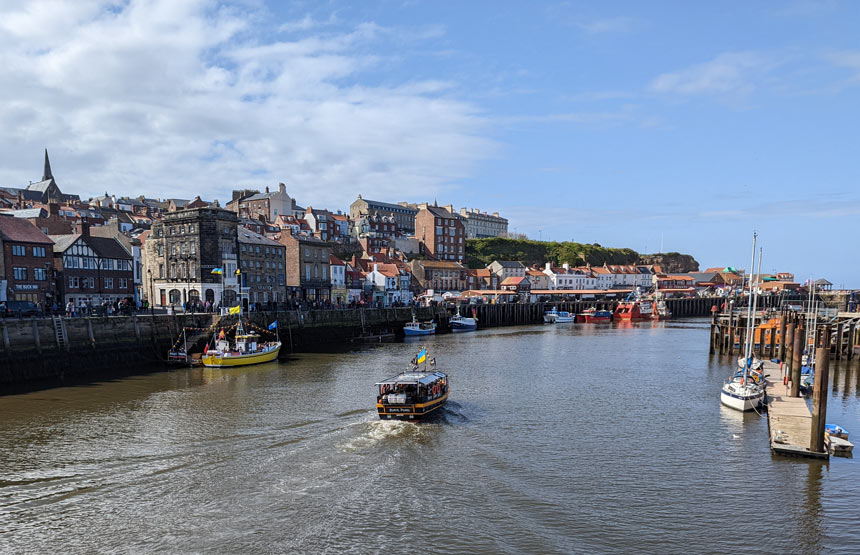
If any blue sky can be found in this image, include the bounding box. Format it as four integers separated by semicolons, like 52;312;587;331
1;1;858;286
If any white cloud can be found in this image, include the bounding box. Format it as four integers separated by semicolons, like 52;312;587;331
0;0;494;210
650;52;775;96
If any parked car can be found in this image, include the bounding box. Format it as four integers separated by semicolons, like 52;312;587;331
1;300;42;318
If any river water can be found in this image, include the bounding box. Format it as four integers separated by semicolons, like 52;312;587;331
2;319;860;554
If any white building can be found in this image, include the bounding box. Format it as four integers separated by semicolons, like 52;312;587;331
457;207;508;238
543;263;597;290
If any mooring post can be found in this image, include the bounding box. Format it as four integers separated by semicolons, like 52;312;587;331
778;314;787;361
784;319;795;382
709;313;716;354
790;321;804;397
728;309;735;355
835;322;844;361
810;325;831;454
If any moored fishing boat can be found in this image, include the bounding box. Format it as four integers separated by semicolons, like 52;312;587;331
201;318;281;368
404;317;436;336
578;307;612;323
544;307;575;323
652;299;672;320
825;424;849;440
450;310;478;332
613;298;653;321
375;347;449;421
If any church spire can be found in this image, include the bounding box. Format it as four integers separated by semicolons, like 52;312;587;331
43;149;53;181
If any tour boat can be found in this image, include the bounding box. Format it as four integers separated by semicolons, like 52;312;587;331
404;318;436;336
613;299;654;321
578;307;612;323
721;233;764;412
449;312;478;332
544;307;575;323
201;319;281;368
375;347;449;421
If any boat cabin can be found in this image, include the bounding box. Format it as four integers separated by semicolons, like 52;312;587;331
235;333;260;353
376;370;448;405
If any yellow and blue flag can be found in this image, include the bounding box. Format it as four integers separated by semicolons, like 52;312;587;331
210;268;224;275
416;348;427;364
228;305;240;315
268;321;278;330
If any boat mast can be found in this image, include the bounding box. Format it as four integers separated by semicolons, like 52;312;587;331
742;232;758;370
747;247;763;372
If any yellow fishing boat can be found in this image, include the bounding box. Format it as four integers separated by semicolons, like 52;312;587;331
201;319;281;368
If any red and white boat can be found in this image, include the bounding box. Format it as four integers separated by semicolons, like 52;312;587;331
651;299;671;320
613;299;654;321
578;307;613;323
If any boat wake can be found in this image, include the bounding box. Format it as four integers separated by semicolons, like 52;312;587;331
338;420;431;452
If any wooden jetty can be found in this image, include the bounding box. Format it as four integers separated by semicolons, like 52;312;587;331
761;324;836;459
762;360;827;459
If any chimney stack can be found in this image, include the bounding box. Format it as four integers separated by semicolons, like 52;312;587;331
76;218;90;237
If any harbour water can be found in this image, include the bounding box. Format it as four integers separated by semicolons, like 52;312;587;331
2;319;860;553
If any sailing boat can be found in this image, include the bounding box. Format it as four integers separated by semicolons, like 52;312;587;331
800;279;819;393
721;234;766;411
201;306;281;368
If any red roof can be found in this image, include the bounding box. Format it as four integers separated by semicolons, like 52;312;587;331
500;276;526;286
0;215;54;244
329;254;345;266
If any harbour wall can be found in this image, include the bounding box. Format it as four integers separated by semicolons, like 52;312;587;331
0;294;806;388
0;307;448;388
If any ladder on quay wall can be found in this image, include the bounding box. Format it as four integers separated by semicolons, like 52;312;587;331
52;315;68;351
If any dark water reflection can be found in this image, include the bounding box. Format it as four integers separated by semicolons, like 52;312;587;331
1;319;859;553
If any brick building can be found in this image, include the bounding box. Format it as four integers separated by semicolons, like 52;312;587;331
143;208;239;308
414;203;465;262
238;227;286;307
50;222;134;308
408;259;467;293
0;214;55;308
275;232;332;302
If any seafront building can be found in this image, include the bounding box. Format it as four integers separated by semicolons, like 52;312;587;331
237;227;286;306
414;203;466;262
0;214;56;307
142;207;240;308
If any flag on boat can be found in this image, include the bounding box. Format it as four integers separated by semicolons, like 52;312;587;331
268;321;278;330
228;305;241;315
210;268;224;275
218;329;225;339
416;348;427;364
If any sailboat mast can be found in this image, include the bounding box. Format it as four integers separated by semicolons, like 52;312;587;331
743;233;758;363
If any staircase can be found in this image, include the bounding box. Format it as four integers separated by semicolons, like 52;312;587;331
52;316;68;351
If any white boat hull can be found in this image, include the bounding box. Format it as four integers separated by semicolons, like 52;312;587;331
720;383;765;412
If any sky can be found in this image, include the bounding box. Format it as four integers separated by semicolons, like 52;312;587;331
1;0;859;286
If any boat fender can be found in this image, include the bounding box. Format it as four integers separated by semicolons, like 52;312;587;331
783;375;788;386
740;378;744;385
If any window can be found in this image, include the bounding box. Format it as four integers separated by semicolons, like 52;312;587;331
305;248;310;257
265;247;270;255
12;245;25;256
190;243;196;254
69;276;79;288
159;264;164;278
103;259;114;270
119;278;128;289
32;246;46;257
256;246;261;254
13;267;27;280
241;244;247;252
158;244;163;256
305;266;311;280
104;277;114;289
322;266;328;279
171;244;176;256
188;224;194;233
34;268;47;281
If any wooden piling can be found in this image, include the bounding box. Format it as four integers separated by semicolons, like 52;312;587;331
778;314;787;361
709;314;716;354
790;322;804;398
810;325;831;454
835;323;844;360
785;320;795;378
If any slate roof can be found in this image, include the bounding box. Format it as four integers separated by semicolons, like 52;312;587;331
12;208;46;219
0;214;54;243
49;234;132;259
238;227;282;247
